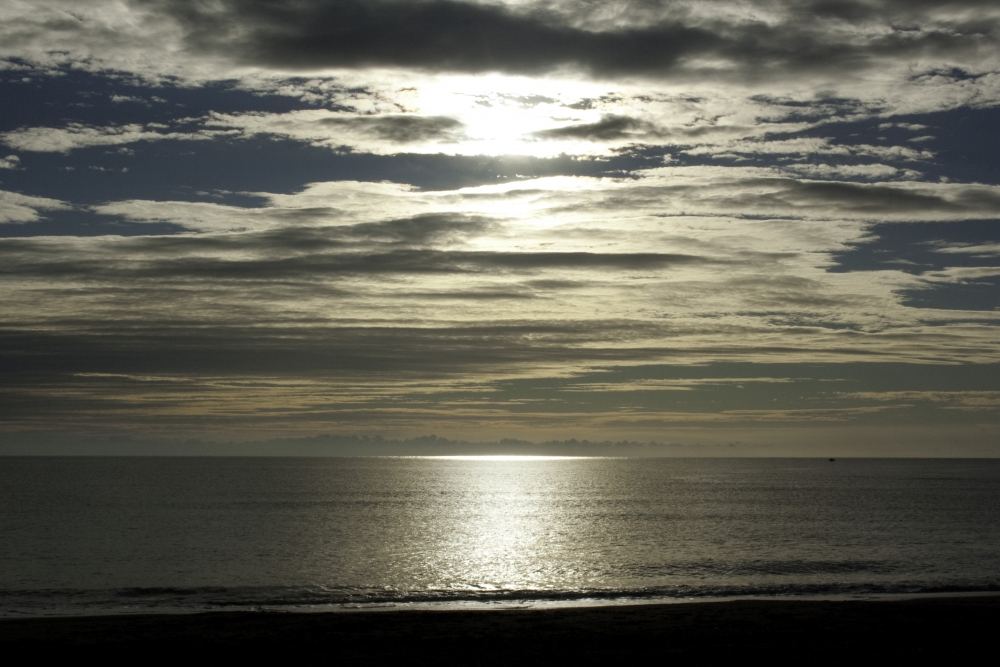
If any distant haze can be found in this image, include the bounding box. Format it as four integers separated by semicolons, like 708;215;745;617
2;429;996;458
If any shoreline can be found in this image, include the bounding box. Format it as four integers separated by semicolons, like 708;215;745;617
3;595;997;661
323;588;1000;612
4;588;999;619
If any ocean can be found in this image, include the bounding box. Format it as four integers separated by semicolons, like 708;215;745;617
2;457;998;616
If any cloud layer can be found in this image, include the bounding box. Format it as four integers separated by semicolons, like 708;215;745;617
1;1;999;449
152;0;1000;81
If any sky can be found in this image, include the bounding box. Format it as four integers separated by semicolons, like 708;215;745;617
1;0;999;456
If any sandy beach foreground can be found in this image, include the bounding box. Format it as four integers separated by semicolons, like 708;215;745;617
2;596;997;662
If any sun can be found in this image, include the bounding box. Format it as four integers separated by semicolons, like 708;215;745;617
411;73;609;158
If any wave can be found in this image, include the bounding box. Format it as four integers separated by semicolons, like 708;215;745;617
618;559;901;577
3;580;999;617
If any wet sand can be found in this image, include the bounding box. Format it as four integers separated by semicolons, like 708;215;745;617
2;596;997;662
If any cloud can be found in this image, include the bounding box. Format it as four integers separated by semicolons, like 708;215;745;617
781;163;920;181
527;168;1000;222
0;189;68;224
3;2;1000;444
1;122;238;153
2;214;997;439
147;0;1000;84
317;114;464;143
94;168;1000;238
4;1;1000;133
727;179;1000;217
93;199;329;233
932;242;1000;257
92;180;432;232
0;80;972;164
919;266;1000;282
0;237;717;282
562;377;796;392
1;111;463;156
157;0;725;77
6;169;999;342
529;111;771;145
204;110;467;154
840;390;1000;410
683;137;935;162
533;115;657;141
879;122;930;131
110;94;149;105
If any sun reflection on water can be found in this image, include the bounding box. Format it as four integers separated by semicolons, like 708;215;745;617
420;455;593;461
394;457;604;595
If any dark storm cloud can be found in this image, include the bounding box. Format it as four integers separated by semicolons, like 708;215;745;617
140;0;999;79
317;115;464;143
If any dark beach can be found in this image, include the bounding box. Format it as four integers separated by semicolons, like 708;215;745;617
2;596;997;662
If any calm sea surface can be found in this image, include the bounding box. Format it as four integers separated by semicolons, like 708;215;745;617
2;457;999;616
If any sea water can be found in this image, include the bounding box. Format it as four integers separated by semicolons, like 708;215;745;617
2;457;998;616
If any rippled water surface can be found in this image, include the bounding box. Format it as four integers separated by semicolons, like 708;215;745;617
2;457;999;615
